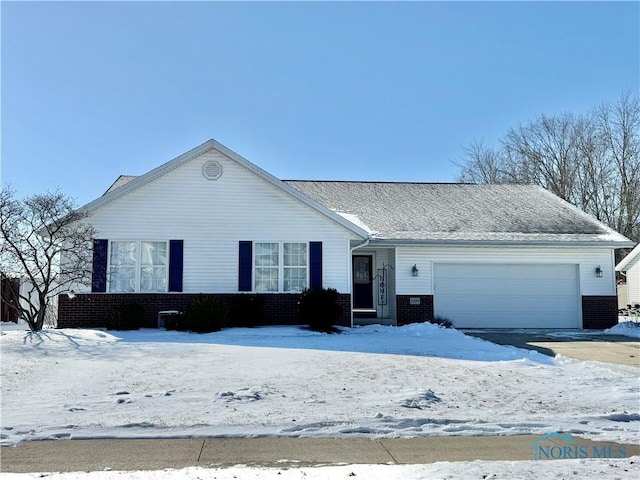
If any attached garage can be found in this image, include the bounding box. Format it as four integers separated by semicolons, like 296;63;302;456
434;263;581;329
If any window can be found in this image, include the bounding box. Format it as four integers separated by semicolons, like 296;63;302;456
255;243;279;292
109;241;137;292
108;241;168;293
284;243;307;292
254;242;307;292
140;242;168;292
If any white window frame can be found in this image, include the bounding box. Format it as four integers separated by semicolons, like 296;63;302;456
107;240;169;293
253;241;309;293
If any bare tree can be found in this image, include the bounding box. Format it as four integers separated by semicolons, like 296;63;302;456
457;93;640;244
0;188;96;331
591;93;640;242
458;140;509;184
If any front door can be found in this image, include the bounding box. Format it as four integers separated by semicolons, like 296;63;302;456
353;255;374;315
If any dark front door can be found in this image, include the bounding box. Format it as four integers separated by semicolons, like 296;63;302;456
353;255;374;311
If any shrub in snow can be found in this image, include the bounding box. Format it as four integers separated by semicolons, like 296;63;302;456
298;288;342;333
164;312;187;331
183;295;228;333
228;294;264;327
424;315;453;328
106;304;144;330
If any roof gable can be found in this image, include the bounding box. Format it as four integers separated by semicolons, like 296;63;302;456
81;139;369;238
616;244;640;271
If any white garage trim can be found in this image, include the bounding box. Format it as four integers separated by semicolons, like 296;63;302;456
434;263;581;329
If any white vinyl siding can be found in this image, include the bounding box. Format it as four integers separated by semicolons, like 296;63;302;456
627;259;640;304
84;150;360;294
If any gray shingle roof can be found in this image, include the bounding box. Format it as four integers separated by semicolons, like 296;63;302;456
285;181;631;245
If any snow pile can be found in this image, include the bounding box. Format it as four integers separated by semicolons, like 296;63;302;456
605;321;640;339
1;323;639;446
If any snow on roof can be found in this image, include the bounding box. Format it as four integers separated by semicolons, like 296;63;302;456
285;181;632;245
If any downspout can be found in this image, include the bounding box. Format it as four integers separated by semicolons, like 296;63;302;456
350;238;370;254
349;237;371;327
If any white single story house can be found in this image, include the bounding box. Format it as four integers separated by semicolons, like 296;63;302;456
58;139;633;329
616;244;640;306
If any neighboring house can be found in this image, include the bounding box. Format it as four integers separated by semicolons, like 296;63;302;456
616;244;640;306
58;139;633;330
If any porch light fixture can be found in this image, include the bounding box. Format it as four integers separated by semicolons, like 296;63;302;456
412;264;419;277
595;265;603;278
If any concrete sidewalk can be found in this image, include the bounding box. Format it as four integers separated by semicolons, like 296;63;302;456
2;436;639;472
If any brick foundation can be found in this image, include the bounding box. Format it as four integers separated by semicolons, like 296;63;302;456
58;293;351;329
396;295;434;326
582;295;618;329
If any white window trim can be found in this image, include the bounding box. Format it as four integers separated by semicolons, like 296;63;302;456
253;241;309;293
107;240;170;293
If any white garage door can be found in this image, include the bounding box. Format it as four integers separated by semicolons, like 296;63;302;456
434;263;580;328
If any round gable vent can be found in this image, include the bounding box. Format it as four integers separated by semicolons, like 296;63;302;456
203;160;223;180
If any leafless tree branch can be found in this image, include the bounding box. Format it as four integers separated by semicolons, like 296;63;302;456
1;187;96;331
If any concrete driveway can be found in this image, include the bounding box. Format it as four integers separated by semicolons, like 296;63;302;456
463;330;640;367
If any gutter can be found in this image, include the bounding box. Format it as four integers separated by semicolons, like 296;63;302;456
366;239;635;249
350;237;371;254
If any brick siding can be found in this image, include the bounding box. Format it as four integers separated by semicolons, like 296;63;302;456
58;292;351;329
396;295;434;326
581;295;618;329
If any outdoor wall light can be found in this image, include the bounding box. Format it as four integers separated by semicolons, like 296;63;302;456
595;265;603;278
412;264;419;277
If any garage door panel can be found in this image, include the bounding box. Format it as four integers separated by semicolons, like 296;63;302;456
434;263;580;329
438;294;576;311
439;279;576;297
436;263;578;281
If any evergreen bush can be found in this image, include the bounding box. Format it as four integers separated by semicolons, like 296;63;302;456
425;315;453;328
105;304;144;330
163;312;187;331
298;288;342;333
228;294;264;327
183;295;228;333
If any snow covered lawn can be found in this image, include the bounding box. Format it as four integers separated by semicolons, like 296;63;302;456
2;322;638;448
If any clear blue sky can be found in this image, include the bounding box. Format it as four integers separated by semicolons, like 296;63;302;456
2;1;638;206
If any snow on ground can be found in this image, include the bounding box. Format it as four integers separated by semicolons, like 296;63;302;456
605;320;640;339
1;322;638;448
3;458;640;480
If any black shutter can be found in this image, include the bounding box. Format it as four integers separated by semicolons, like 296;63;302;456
91;239;108;292
309;241;323;289
168;240;184;292
238;241;253;291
